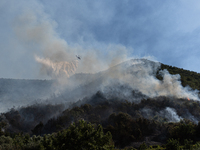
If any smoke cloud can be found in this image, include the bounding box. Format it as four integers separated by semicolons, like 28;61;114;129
161;107;182;122
0;0;199;114
12;3;79;79
100;59;199;101
10;0;129;79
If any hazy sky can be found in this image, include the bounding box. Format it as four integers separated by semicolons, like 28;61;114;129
1;0;200;79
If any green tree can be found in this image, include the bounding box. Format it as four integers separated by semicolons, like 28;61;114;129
0;135;14;150
166;138;179;150
169;121;195;144
0;121;8;136
183;139;193;150
52;120;114;150
139;142;148;150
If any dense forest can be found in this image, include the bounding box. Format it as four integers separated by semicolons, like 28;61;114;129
0;60;200;149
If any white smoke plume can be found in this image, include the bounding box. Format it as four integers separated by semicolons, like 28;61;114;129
100;59;199;100
160;107;182;122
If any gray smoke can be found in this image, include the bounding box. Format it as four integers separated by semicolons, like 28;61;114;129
0;0;199;114
160;107;182;122
99;59;199;101
11;1;129;80
0;0;131;112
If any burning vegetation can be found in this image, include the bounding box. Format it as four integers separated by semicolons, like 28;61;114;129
0;59;200;149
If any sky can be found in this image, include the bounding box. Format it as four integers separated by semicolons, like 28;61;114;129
1;0;200;79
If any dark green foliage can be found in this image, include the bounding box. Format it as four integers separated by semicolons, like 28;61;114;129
138;142;148;150
166;138;180;150
105;112;139;147
52;120;114;150
0;103;64;134
0;121;8;136
32;122;44;135
0;135;13;149
104;112;159;148
123;146;137;150
168;120;196;144
0;134;43;150
183;139;193;150
0;120;114;150
3;94;200;148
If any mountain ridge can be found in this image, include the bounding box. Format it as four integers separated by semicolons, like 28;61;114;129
1;59;200;149
0;58;199;112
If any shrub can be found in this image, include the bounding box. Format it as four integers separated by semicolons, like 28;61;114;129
166;138;179;150
139;142;148;150
183;139;193;150
51;120;114;150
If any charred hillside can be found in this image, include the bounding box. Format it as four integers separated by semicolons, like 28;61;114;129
1;92;200;148
0;59;200;149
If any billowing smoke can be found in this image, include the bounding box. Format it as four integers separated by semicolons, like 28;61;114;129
12;2;128;79
1;0;199;117
10;2;199;101
0;0;131;113
100;59;199;100
140;107;182;122
13;6;80;79
161;107;183;122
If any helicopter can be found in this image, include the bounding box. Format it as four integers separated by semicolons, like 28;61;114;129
76;55;81;60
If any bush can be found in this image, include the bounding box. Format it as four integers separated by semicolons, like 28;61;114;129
0;135;14;150
51;120;114;150
169;121;195;144
139;142;148;150
166;138;179;150
183;139;193;150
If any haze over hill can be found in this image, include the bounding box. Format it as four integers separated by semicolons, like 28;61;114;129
1;59;200;149
0;58;199;113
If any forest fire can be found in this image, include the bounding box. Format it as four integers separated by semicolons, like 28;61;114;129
187;97;190;101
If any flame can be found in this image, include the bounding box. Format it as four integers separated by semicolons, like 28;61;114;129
187;97;190;101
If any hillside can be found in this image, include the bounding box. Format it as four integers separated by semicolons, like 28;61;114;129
0;59;200;149
160;64;200;92
58;59;199;103
0;78;55;112
0;59;199;111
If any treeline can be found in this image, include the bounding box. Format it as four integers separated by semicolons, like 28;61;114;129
0;120;115;150
2;115;200;149
1;92;200;149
